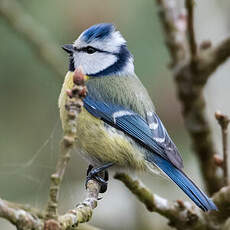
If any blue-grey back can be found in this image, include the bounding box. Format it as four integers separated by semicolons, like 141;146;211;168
86;75;155;120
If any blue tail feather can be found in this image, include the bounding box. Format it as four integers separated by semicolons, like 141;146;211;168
146;153;217;211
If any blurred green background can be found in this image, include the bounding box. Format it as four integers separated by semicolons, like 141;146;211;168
0;0;229;229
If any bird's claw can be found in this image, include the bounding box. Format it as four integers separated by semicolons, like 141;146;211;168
85;164;111;193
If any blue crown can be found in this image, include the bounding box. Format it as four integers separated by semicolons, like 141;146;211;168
82;23;115;43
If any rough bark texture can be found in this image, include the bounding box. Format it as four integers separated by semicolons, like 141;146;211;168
155;0;230;195
115;173;230;230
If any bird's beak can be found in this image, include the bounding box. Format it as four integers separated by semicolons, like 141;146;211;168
62;44;74;54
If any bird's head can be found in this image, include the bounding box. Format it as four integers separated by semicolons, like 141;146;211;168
62;23;134;77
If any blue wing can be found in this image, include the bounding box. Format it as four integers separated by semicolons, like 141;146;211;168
146;111;183;169
84;96;183;168
146;153;217;211
84;96;172;165
83;96;217;211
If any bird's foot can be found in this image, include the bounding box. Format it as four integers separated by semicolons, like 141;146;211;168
85;163;114;193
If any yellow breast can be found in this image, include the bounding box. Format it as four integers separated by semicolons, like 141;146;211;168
58;71;75;131
58;71;146;170
75;108;146;170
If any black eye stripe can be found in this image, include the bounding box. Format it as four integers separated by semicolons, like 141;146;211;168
74;46;112;54
85;46;96;54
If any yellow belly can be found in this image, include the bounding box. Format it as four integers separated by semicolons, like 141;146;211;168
75;108;146;170
58;71;146;170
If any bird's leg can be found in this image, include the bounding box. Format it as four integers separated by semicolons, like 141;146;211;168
86;162;114;193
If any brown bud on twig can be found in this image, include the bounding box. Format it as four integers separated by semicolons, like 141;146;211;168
73;66;85;85
213;154;223;167
215;111;230;129
44;219;60;230
71;86;81;96
68;110;77;120
176;200;185;209
76;100;84;109
200;40;212;50
79;86;88;98
176;9;187;33
215;111;230;186
63;136;75;147
66;89;73;98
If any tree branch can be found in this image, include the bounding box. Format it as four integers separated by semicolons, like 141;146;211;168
0;0;65;79
215;111;230;186
45;68;102;229
46;68;87;219
77;223;102;230
0;68;102;230
114;172;201;230
0;199;44;230
59;180;100;228
115;172;230;230
155;0;230;195
197;37;230;83
185;0;197;61
156;0;187;67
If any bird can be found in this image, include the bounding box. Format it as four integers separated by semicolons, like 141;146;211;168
59;23;217;211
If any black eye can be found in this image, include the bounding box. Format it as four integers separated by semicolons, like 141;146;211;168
85;46;96;54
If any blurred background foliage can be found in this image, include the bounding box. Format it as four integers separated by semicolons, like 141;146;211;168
0;0;229;229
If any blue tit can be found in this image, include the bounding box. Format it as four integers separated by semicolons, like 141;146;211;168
59;23;217;211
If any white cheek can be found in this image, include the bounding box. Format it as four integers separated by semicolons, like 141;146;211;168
74;52;117;75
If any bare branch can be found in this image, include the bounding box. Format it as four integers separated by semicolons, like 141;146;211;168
115;172;230;230
46;68;87;219
0;0;65;79
175;67;224;194
0;199;44;230
114;173;203;229
45;68;102;229
115;173;171;214
155;0;229;194
45;136;73;219
5;200;44;219
185;0;197;60
198;37;230;83
0;67;103;230
59;180;100;228
77;223;102;230
174;37;230;194
155;0;187;67
211;186;230;223
215;111;230;185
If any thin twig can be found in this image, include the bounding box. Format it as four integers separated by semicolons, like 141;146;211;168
115;172;230;230
114;173;202;230
0;197;101;230
155;0;187;67
114;173;176;214
0;67;102;230
77;223;102;230
5;200;44;219
185;0;197;61
0;0;65;79
59;180;100;228
215;111;230;185
46;68;87;219
155;0;230;195
46;68;102;228
211;185;230;222
198;37;230;83
0;199;44;230
45;137;73;219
